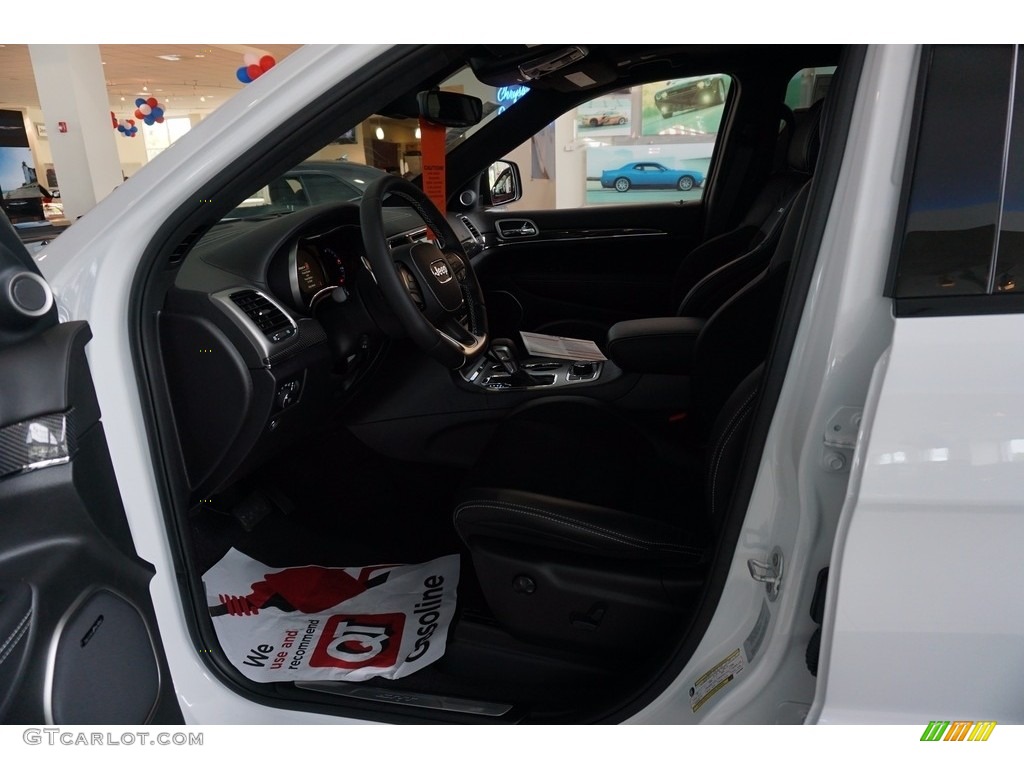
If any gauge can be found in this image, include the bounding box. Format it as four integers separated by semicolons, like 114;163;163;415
321;245;347;286
295;245;327;298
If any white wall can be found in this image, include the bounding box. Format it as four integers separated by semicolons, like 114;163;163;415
26;105;153;185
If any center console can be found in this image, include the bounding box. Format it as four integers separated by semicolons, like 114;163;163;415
461;337;604;391
464;355;603;390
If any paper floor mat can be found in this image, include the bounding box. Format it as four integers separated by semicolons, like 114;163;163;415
203;548;460;683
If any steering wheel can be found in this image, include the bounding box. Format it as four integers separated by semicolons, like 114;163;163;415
360;175;488;369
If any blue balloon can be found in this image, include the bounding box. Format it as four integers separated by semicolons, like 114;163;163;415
135;97;146;107
151;107;164;119
236;66;252;84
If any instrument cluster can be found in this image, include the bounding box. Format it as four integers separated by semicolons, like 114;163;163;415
287;226;363;311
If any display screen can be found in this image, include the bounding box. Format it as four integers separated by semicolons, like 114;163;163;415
296;246;327;297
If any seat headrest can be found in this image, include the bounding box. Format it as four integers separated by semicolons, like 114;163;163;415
787;99;824;174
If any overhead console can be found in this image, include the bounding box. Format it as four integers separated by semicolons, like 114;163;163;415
469;45;618;92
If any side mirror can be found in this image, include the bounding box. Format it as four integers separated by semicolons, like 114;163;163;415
482;160;522;207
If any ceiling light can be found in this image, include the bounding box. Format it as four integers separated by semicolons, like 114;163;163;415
157;55;181;62
199;96;206;103
142;84;149;92
415;126;421;140
194;54;205;59
375;126;385;140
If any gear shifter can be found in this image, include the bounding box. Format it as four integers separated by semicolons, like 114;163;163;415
488;338;520;376
486;338;553;388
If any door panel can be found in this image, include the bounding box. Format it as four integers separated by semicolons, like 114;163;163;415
0;217;181;724
473;202;705;339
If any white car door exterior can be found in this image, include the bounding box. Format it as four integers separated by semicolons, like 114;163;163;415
814;44;1024;726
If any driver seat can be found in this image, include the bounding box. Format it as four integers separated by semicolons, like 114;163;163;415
453;181;811;651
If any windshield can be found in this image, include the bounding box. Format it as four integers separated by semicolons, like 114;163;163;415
222;162;389;220
220;66;521;223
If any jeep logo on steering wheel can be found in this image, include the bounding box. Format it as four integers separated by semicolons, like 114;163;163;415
429;259;452;283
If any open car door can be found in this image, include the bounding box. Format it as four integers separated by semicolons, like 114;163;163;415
0;214;182;724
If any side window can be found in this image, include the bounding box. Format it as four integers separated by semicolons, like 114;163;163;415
785;67;836;111
267;175;309;206
504;74;732;211
889;45;1021;311
299;172;362;204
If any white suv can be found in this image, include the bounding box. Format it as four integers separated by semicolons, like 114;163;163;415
0;44;1019;729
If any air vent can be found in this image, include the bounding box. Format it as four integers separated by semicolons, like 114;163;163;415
459;216;481;242
168;226;206;265
229;290;295;342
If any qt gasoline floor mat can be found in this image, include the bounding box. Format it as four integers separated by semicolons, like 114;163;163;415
203;548;460;683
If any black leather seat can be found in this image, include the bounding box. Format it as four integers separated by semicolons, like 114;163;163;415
668;101;821;315
454;177;813;651
536;101;822;343
454;367;766;650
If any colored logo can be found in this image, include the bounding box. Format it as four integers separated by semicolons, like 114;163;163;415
920;721;996;742
311;613;405;670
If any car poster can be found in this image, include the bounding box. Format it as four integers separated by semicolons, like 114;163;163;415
575;89;632;138
641;75;730;137
203;548;460;683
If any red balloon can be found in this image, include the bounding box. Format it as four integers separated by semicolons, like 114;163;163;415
111;111;118;129
147;97;158;108
247;64;262;80
134;109;144;119
156;116;165;124
259;55;276;71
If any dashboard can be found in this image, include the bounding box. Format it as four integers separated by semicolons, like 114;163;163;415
159;201;465;502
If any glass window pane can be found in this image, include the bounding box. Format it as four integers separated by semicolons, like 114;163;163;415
504;74;732;212
995;52;1024;294
895;45;1013;298
784;67;836;110
299;172;360;204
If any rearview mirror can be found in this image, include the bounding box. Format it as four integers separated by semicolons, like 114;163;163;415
482;160;522;207
416;90;483;128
